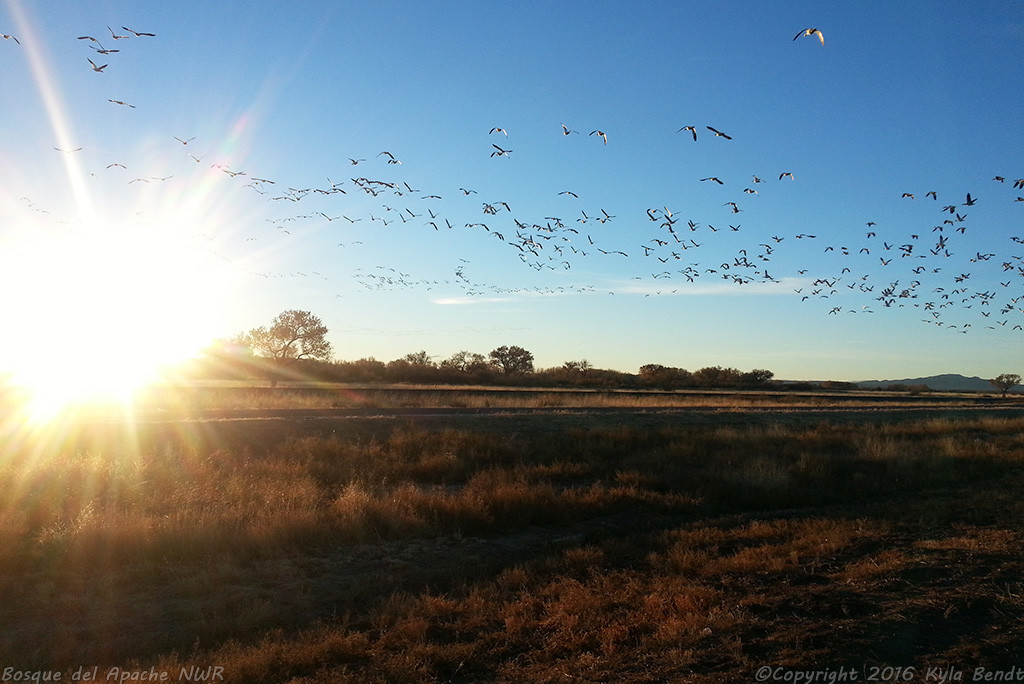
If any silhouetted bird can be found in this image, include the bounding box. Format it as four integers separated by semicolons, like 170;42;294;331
121;26;156;37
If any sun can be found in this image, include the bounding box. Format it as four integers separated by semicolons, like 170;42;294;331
0;222;234;419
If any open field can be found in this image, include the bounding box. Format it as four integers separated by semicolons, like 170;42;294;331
9;381;1016;419
141;382;1020;411
3;389;1024;682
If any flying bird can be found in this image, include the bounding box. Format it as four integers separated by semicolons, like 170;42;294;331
1;33;19;44
700;177;724;184
174;136;195;145
87;58;107;72
490;144;512;157
108;26;130;40
793;28;824;45
108;99;135;108
678;125;697;141
489;127;507;136
706;126;732;140
121;26;156;37
561;123;578;135
589;130;607;144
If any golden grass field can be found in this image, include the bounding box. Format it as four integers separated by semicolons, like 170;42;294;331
2;385;1024;682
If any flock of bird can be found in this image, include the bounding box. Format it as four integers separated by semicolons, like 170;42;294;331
7;22;1024;337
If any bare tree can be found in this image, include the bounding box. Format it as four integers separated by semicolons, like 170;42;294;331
400;350;435;367
441;351;490;375
243;310;331;386
990;373;1021;398
563;359;592;375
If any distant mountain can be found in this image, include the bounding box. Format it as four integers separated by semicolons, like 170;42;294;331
856;373;1020;392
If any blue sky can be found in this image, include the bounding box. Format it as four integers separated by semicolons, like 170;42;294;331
2;0;1023;382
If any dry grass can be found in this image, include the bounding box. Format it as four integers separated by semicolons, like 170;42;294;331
3;407;1024;679
129;381;1003;412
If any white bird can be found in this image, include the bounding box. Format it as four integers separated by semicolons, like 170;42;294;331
793;28;824;45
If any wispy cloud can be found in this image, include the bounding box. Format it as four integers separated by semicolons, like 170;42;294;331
429;278;811;302
432;296;515;305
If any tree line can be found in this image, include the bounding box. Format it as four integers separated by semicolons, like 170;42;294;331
187;309;1020;393
191;310;777;389
195;345;777;389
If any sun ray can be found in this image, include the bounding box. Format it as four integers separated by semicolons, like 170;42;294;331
6;0;95;222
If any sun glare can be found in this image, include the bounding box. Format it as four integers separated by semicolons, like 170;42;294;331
0;222;233;419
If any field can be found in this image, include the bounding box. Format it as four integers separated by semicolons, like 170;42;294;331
2;385;1024;682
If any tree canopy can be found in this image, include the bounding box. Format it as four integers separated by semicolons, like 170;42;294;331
244;310;332;362
990;373;1021;398
239;310;331;385
489;345;535;375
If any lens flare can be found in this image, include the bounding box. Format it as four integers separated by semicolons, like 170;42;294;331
0;222;234;421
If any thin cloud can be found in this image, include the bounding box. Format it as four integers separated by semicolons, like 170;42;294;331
432;296;515;305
